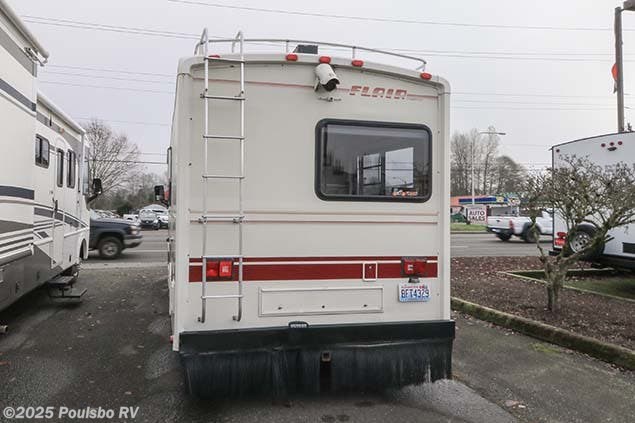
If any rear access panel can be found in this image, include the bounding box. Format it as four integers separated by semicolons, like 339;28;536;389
259;286;383;317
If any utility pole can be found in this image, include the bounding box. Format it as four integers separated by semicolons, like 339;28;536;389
616;6;625;133
616;1;635;133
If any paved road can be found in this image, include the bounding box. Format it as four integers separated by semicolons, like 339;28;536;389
85;230;552;267
2;252;634;422
451;233;551;257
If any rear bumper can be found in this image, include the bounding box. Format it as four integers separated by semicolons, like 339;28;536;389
179;320;454;397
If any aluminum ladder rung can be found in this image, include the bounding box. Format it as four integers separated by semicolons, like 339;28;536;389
205;57;245;64
203;134;244;140
202;294;244;299
199;215;244;222
202;174;244;180
201;94;245;101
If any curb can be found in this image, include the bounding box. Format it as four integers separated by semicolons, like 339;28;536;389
451;297;635;370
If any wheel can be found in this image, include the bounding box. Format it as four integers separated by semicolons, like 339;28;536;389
98;236;123;260
523;226;539;243
497;233;512;241
568;226;603;260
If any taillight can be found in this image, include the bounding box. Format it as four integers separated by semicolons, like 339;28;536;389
509;220;514;230
205;259;234;280
554;232;566;247
402;257;427;277
319;56;331;64
285;53;298;61
351;59;364;67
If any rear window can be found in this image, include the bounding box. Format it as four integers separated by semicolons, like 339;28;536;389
315;120;432;202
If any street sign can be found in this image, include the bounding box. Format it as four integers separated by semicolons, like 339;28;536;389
466;205;487;224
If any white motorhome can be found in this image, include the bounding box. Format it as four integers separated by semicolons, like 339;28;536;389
161;31;452;397
552;132;635;269
0;0;93;312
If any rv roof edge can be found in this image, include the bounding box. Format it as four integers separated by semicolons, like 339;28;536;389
0;0;49;60
37;91;85;135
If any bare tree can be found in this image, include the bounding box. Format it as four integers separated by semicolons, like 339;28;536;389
524;156;635;312
85;119;141;195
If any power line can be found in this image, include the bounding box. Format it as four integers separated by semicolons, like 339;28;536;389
38;80;174;95
47;64;173;78
74;117;170;127
43;70;173;85
91;159;167;165
22;16;635;64
166;0;635;32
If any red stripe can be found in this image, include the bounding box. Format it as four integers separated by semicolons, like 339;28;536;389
187;256;438;282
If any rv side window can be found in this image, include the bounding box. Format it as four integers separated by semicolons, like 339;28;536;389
35;135;50;168
316;120;432;202
56;149;64;187
67;150;76;188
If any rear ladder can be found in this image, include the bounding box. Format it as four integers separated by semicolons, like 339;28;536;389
197;29;245;323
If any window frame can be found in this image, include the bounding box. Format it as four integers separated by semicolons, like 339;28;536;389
56;148;64;188
35;135;50;168
314;119;433;203
67;150;76;189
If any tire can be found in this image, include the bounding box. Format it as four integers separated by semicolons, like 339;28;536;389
497;233;512;241
98;236;123;260
522;226;539;243
568;226;603;260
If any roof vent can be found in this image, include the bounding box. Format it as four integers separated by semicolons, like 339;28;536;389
293;44;318;54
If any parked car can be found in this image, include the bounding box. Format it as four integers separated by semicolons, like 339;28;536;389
487;210;553;242
89;210;143;259
138;209;160;230
157;212;169;229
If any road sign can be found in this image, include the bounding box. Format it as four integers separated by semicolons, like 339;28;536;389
466;205;487;224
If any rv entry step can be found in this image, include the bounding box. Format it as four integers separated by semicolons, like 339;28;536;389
47;275;87;301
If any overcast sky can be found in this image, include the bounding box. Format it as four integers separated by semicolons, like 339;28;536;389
11;0;635;174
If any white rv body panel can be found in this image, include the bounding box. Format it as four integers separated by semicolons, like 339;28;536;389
169;54;450;337
552;132;635;268
0;2;89;311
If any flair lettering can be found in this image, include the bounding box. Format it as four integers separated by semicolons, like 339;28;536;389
350;85;408;100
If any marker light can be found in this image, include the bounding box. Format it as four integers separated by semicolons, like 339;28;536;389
420;72;432;80
351;59;364;67
319;56;331;64
285;53;298;61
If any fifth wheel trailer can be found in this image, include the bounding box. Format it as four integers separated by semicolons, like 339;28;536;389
0;0;92;312
552;132;635;270
162;31;452;398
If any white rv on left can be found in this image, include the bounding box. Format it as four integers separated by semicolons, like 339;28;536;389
1;0;93;312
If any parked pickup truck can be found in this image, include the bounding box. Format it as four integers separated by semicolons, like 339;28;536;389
486;210;553;242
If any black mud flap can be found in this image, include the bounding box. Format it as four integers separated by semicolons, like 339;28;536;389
180;320;454;399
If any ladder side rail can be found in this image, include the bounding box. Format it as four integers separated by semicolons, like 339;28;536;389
234;30;245;322
199;28;210;323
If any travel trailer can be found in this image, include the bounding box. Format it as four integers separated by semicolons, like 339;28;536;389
160;30;452;397
0;0;95;312
552;132;635;270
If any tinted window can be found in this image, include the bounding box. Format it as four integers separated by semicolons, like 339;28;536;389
35;135;50;168
56;149;64;187
316;120;432;202
67;150;76;188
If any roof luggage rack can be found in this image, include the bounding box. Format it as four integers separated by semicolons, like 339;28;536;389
193;30;427;71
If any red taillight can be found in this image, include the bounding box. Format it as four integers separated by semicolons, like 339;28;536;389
618;141;623;145
601;143;606;147
205;259;234;280
555;238;566;247
319;56;331;64
351;59;364;67
285;53;298;61
402;257;427;276
208;54;220;58
610;142;615;146
557;232;567;239
420;72;432;80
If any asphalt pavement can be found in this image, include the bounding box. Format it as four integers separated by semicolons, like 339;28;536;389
2;229;633;422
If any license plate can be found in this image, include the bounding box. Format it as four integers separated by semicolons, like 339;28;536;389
398;283;430;302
